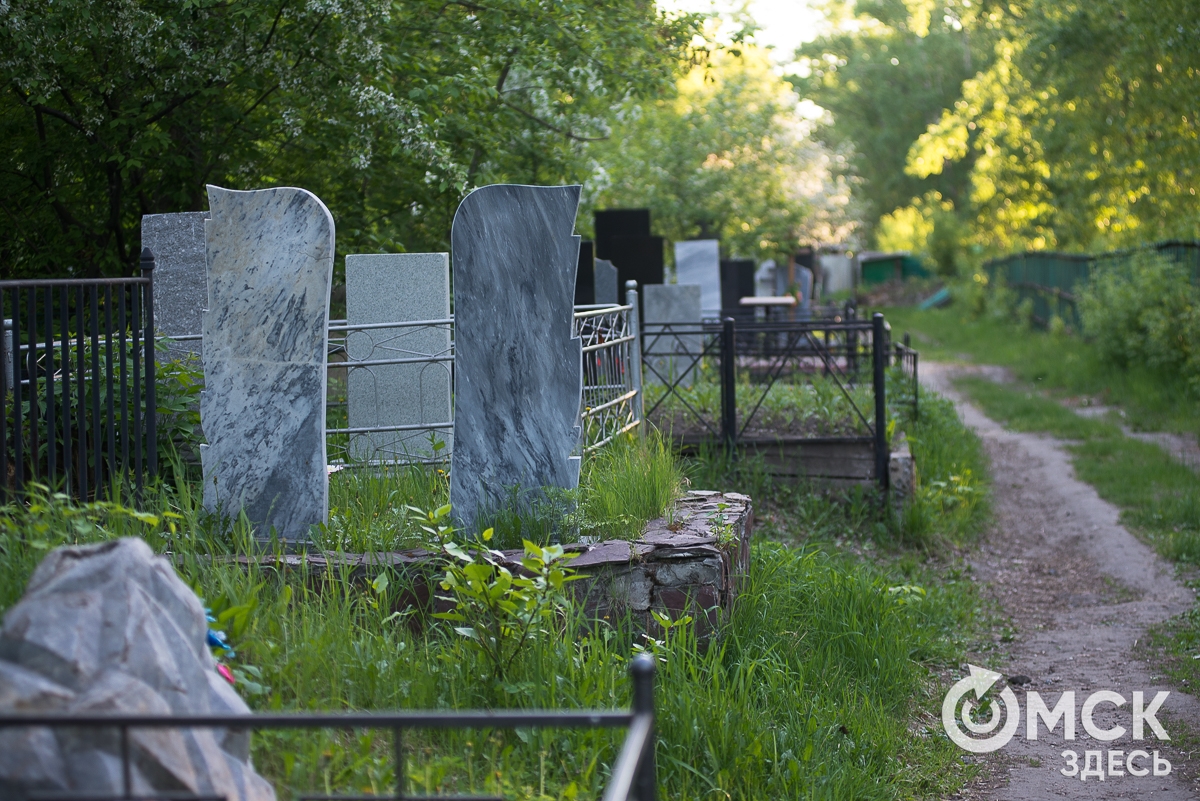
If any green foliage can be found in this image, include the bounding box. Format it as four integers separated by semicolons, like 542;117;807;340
432;520;581;681
587;45;814;260
578;432;683;541
1078;251;1200;384
0;0;700;275
793;0;992;239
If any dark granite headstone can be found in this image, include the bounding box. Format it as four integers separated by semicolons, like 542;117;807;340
449;184;583;533
575;240;595;306
594;208;650;241
141;211;209;360
720;259;756;319
594;258;619;305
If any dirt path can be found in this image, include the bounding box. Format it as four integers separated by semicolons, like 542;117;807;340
925;362;1200;799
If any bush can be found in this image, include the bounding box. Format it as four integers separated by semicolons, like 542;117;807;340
1078;250;1200;382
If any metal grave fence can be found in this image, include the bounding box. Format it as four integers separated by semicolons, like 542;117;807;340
641;311;894;488
0;250;158;500
0;654;658;801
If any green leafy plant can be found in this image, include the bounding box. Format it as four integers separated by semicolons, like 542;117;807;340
428;509;580;680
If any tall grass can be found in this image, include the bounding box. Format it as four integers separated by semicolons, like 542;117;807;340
578;432;682;540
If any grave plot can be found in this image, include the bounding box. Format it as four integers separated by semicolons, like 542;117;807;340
641;304;918;489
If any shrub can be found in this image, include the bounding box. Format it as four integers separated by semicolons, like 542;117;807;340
1078;250;1200;381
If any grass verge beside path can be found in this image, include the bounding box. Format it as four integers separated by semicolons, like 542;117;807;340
883;306;1200;437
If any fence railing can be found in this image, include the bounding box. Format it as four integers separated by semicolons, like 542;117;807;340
985;239;1200;327
893;334;919;420
0;654;657;801
0;250;157;500
576;283;644;453
640;310;893;489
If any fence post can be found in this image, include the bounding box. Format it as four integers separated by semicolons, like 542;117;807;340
872;312;889;492
626;280;645;436
141;248;157;481
845;300;858;376
630;653;657;801
720;317;737;455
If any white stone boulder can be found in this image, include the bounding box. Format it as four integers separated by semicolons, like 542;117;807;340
0;538;274;800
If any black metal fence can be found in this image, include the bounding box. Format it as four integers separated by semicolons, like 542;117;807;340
0;655;656;801
641;310;895;489
893;334;919;421
0;249;157;500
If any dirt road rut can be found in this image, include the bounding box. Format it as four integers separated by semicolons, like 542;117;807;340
926;362;1200;799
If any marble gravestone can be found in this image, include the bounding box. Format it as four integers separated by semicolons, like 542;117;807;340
141;211;210;360
642;284;702;388
449;184;583;533
200;185;333;545
345;253;452;463
594;258;619;305
674;239;721;319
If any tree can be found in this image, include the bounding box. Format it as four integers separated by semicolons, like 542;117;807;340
586;44;815;262
793;0;996;243
0;0;700;276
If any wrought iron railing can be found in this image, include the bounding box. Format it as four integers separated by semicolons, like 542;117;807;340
575;283;644;453
640;312;894;489
0;655;657;801
0;249;157;500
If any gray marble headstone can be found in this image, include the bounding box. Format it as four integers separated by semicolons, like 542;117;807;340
449;184;583;533
141;212;210;360
674;239;720;318
643;284;702;388
345;253;452;463
594;258;619;305
200;185;333;544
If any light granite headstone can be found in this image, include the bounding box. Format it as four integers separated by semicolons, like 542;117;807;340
141;211;210;360
200;185;333;545
674;239;721;318
345;253;452;463
643;284;702;388
449;184;583;533
594;258;619;305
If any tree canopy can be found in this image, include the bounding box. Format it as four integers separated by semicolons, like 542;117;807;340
0;0;701;276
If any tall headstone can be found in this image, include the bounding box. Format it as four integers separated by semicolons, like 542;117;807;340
720;258;756;321
141;211;209;360
594;258;619;305
675;239;720;318
450;184;583;533
574;240;595;306
344;253;452;463
200;185;333;544
594;209;664;292
642;284;702;388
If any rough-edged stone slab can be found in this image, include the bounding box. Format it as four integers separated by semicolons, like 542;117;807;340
449;184;583;533
141;211;210;360
642;284;702;388
593;258;619;305
0;539;274;801
345;253;452;463
674;239;720;318
200;185;333;544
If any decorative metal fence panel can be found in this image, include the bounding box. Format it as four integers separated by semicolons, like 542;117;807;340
0;655;658;801
985;240;1200;327
641;311;893;488
0;253;157;500
325;287;645;467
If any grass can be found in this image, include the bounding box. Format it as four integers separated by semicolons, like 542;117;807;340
0;386;993;799
883;305;1200;437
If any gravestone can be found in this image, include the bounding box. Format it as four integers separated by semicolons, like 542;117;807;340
796;265;814;320
344;253;452;463
141;211;209;360
594;258;619;305
200;185;333;544
574;240;595;306
594;209;664;292
642;284;702;388
450;184;583;534
720;258;756;320
674;239;720;318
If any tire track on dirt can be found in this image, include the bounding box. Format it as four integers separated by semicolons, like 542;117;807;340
927;362;1200;800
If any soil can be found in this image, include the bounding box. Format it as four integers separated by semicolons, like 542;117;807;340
925;362;1200;800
